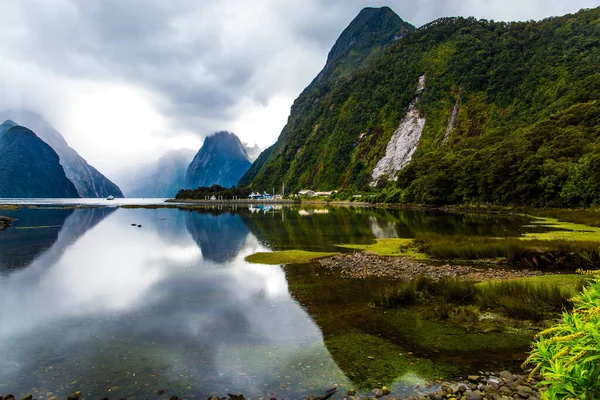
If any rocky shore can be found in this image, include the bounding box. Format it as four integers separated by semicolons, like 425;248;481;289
317;253;546;281
0;372;544;400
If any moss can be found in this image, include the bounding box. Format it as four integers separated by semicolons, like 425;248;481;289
337;238;429;260
324;329;458;389
245;250;338;265
521;216;600;241
384;309;533;353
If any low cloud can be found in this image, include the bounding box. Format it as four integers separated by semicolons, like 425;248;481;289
0;0;595;174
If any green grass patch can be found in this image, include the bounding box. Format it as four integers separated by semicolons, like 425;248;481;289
245;250;338;265
376;275;586;322
521;216;600;241
337;238;429;260
480;274;588;294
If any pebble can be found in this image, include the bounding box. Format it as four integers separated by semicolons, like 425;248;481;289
317;253;546;281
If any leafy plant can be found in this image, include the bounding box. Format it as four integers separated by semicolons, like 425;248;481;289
524;279;600;399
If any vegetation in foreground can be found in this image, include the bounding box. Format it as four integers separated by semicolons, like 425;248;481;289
525;277;600;400
245;250;338;265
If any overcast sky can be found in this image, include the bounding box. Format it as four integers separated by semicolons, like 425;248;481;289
0;0;596;175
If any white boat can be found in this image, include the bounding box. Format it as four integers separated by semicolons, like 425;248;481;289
106;195;115;200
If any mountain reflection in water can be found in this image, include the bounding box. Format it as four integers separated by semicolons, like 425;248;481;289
0;205;533;398
0;207;349;399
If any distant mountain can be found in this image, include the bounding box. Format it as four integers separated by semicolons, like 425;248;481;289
0;110;123;198
114;148;196;198
0;125;80;198
185;131;252;189
243;143;262;162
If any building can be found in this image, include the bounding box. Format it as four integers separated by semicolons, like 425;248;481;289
298;189;316;197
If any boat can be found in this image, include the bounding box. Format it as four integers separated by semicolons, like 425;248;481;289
106;195;115;200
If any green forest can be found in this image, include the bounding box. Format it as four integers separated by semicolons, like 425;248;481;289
242;8;600;207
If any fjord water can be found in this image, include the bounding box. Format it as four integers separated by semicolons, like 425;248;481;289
0;205;530;398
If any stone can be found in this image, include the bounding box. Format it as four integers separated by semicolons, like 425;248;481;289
382;386;390;396
66;394;79;400
441;385;453;395
468;376;481;383
168;397;179;400
4;395;15;400
428;391;444;400
456;385;467;394
372;389;384;398
515;386;533;395
348;389;356;396
468;383;478;391
465;392;483;400
21;395;33;400
155;390;164;395
499;371;514;382
499;386;513;397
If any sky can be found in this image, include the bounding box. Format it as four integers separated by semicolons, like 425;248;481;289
0;0;597;175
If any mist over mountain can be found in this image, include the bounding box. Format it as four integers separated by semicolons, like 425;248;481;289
114;148;196;198
0;110;123;198
185;131;252;189
0;124;80;198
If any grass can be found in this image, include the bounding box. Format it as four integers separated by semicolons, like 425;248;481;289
337;238;429;260
375;275;587;322
412;233;600;269
521;216;600;241
529;209;600;228
245;250;338;265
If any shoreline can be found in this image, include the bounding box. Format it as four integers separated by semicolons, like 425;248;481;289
316;252;547;281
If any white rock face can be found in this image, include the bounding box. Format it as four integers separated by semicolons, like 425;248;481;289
443;101;459;143
371;75;426;183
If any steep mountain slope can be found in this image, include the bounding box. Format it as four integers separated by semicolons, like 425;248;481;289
115;149;196;198
244;143;262;162
185;131;252;189
243;7;600;207
0;125;80;198
0;110;123;198
239;6;415;187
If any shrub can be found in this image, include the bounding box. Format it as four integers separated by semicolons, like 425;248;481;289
524;279;600;399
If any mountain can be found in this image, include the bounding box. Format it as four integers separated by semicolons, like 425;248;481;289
185;131;252;189
239;6;414;188
243;143;262;162
114;148;196;198
0;125;80;198
0;110;123;198
241;7;600;207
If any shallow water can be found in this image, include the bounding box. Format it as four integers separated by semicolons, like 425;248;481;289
0;204;534;398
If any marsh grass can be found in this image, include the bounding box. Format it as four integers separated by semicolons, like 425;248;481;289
413;233;600;269
376;276;585;322
529;209;600;228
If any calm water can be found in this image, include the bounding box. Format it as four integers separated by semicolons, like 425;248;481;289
0;204;533;398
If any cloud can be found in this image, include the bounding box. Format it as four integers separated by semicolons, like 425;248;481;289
0;0;596;173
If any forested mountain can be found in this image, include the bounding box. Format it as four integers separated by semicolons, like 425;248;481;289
185;131;252;189
114;149;195;198
242;6;600;207
0;110;123;198
0;125;80;198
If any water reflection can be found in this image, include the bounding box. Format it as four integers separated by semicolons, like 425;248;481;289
0;205;534;398
0;207;348;398
0;208;115;272
185;210;250;263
